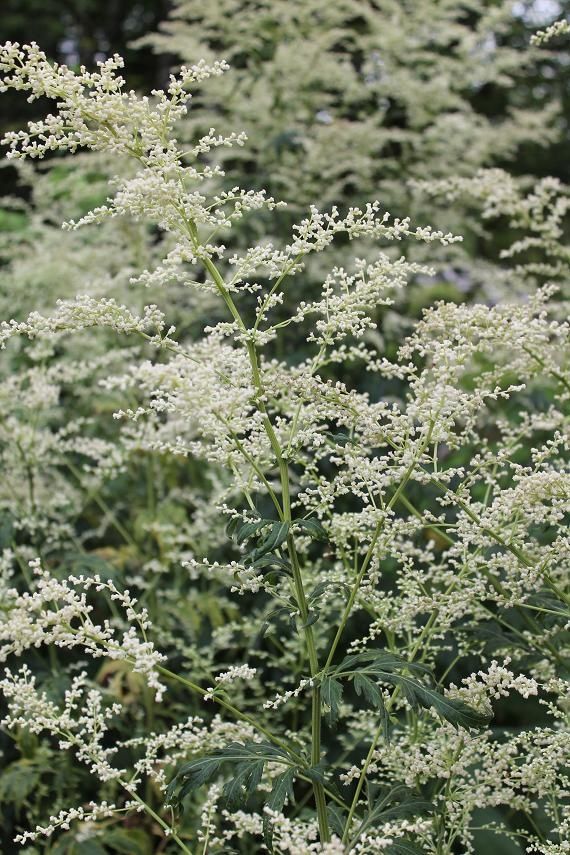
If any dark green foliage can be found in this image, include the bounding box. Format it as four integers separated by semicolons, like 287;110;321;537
165;741;293;811
331;651;491;731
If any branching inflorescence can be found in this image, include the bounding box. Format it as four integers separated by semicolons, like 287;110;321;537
0;19;568;855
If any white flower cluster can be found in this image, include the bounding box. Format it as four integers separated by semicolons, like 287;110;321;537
449;658;540;714
1;560;167;700
1;666;125;784
531;18;570;46
204;663;257;699
0;296;171;349
13;800;117;845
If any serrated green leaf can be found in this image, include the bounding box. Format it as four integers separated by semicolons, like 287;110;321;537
389;675;491;730
327;804;346;837
337;651;428;677
235;519;270;544
267;767;296;812
334;652;489;731
353;673;391;741
296;518;328;541
321;676;343;726
223;758;265;808
247;521;290;564
264;767;297;849
167;741;291;811
353;672;383;707
166;755;224;807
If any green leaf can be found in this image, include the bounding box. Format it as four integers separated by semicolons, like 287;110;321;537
225;516;241;538
374;797;434;823
526;591;569;615
327;804;347;837
50;837;108;855
101;829;152;855
264;767;296;849
166;755;224;807
0;761;40;808
354;786;434;841
303;764;327;785
247;521;290;564
353;672;383;707
325;432;357;446
167;741;291;811
223;759;265;809
235;519;269;544
321;676;343;726
353;673;390;740
391;675;491;730
300;610;319;628
386;841;426;854
334;650;490;731
296;518;328;541
250;553;292;574
267;767;296;812
307;581;333;604
337;651;429;677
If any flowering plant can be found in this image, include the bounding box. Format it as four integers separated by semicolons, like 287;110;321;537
0;17;568;855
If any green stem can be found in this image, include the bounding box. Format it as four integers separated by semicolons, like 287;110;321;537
325;429;433;672
288;533;330;842
156;665;300;762
191;238;330;843
126;788;192;854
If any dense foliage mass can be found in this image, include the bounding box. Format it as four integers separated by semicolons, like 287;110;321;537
0;3;569;854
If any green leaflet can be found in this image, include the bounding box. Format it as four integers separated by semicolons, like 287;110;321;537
296;517;329;541
327;804;347;837
332;651;491;730
353;785;434;844
337;650;430;677
223;758;265;809
353;672;391;741
264;767;296;849
321;676;344;726
247;521;290;565
235;518;271;544
166;741;293;812
392;674;491;730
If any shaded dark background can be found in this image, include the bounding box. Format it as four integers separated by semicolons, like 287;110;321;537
1;0;172;84
0;0;173;195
